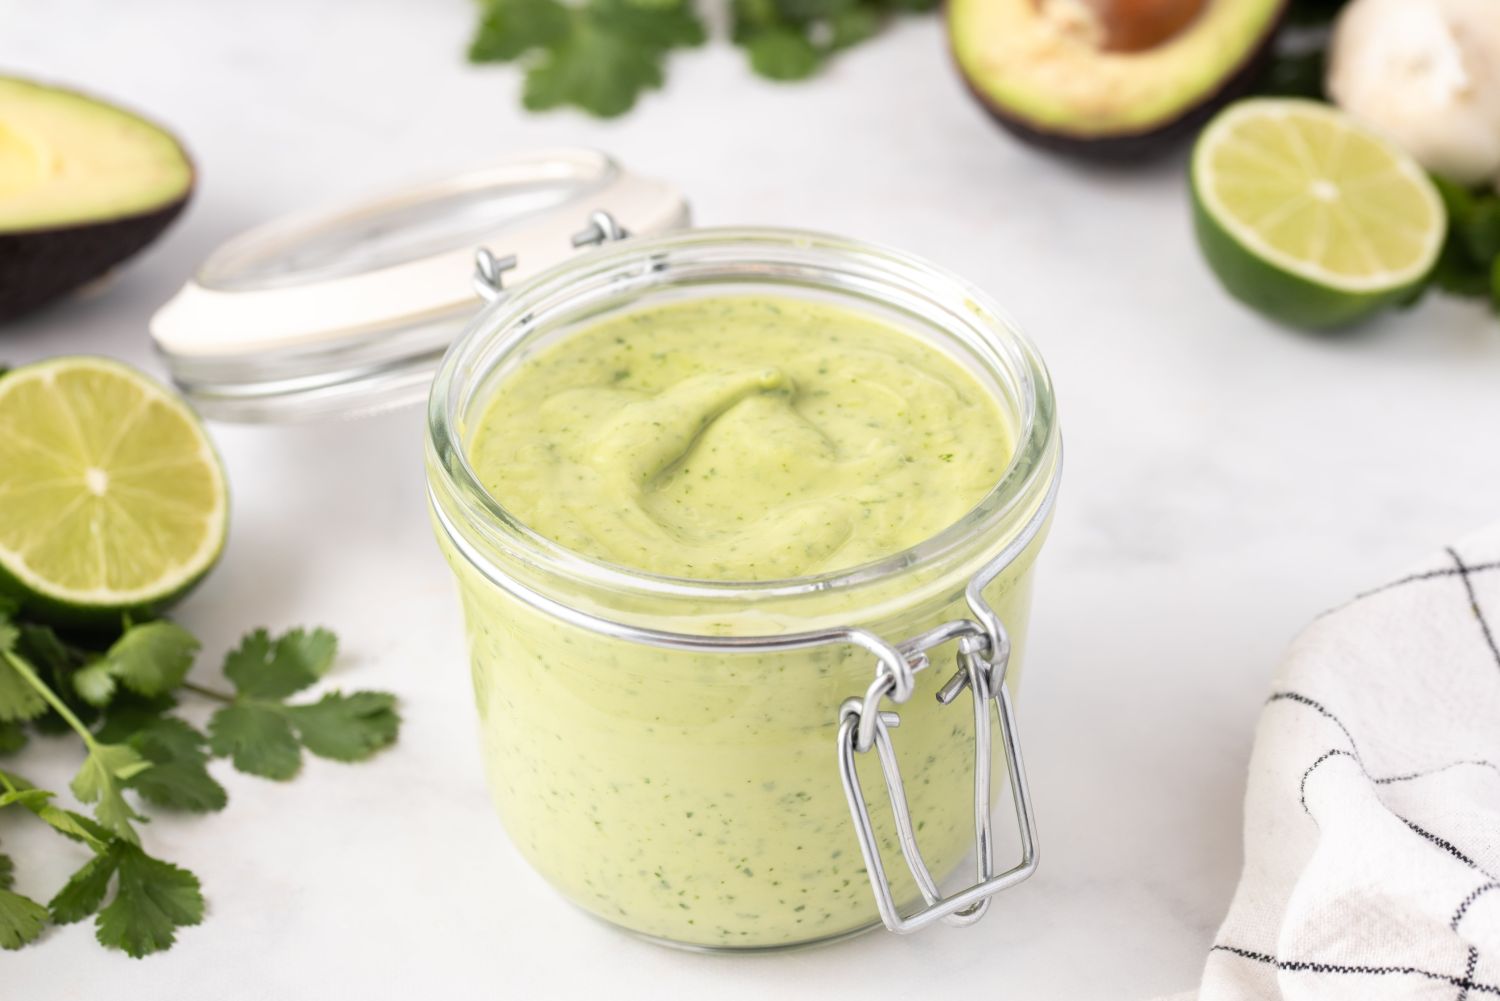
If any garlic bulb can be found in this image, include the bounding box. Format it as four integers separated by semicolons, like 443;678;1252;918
1327;0;1500;187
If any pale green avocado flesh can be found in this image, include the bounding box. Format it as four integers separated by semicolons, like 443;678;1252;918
0;77;191;231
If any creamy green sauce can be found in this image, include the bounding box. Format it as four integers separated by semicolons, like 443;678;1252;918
452;295;1031;948
469;296;1010;580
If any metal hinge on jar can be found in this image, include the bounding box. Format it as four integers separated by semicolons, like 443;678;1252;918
834;548;1041;934
472;211;630;304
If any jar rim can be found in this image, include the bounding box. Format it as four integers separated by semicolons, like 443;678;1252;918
426;226;1060;607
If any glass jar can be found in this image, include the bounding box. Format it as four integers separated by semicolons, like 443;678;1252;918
426;227;1060;951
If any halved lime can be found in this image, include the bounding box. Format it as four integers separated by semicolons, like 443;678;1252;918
1192;98;1446;330
0;356;227;625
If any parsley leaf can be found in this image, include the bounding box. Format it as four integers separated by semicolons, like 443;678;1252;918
223;627;336;699
287;692;401;762
209;704;302;780
73;623;200;708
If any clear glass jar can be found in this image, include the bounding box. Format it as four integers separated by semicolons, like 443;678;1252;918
426;228;1060;951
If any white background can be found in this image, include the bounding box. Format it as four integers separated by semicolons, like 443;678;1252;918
3;1;1499;997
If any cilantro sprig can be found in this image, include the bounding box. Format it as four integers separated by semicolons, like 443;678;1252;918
0;609;399;958
467;0;936;117
1430;177;1500;308
204;628;400;780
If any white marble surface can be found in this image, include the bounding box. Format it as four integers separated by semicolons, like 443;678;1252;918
3;1;1499;997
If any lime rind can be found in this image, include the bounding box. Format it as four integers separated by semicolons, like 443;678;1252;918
1188;99;1446;295
0;356;227;624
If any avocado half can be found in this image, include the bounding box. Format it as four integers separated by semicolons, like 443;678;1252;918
949;0;1289;157
0;77;193;322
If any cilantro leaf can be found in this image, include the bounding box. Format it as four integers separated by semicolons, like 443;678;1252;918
1;772;112;848
113;717;226;814
592;0;705;49
745;28;821;80
14;623;98;734
829;7;878;49
474;0;705;117
70;744;151;843
0;786;51;812
0;721;26;755
1431;175;1500;302
0;611;387;958
0;626;48;723
731;0;780;40
208;704;302;780
71;666;116;708
2;772;202;955
74;623;200;708
93;842;203;958
21;795;112;851
17;622;90;680
0;886;47;950
287;692;400;763
223;628;336;700
523;17;668;117
48;851;118;925
469;0;570;62
0;837;46;952
208;626;398;778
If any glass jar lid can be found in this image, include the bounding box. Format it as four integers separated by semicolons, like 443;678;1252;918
149;148;688;422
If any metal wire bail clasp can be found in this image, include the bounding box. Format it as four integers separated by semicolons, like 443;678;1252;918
835;580;1040;934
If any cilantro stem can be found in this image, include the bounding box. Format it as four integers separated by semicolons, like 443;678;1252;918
3;649;99;752
180;680;235;704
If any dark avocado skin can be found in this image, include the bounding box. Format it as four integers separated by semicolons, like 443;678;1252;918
0;77;193;324
0;194;190;322
950;0;1290;159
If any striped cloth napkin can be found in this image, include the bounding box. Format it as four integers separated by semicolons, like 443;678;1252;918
1164;527;1500;1000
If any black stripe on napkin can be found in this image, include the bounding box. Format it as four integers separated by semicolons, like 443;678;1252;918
1209;945;1500;995
1447;547;1500;671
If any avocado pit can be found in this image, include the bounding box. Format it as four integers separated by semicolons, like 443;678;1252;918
1051;0;1208;53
